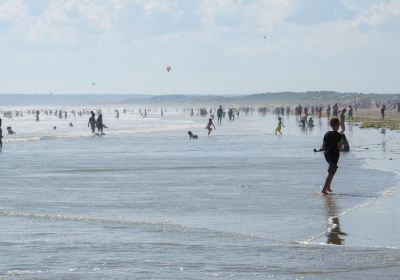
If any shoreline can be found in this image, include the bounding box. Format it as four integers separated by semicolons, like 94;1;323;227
334;184;400;248
2;109;399;251
315;124;400;248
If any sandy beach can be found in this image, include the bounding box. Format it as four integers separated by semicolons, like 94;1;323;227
324;126;400;248
354;108;400;130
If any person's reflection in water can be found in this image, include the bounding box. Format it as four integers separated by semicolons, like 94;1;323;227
381;130;387;152
324;195;347;245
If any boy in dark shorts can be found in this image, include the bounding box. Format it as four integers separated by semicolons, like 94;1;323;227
314;117;342;195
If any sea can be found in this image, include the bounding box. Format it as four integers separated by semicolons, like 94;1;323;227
0;106;399;279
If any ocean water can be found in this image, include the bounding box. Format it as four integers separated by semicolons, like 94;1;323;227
0;107;399;279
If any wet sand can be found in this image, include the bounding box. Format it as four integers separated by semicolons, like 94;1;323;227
314;127;400;248
353;108;400;130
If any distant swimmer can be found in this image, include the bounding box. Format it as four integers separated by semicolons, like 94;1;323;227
308;117;314;127
340;108;346;133
332;103;339;117
314;117;342;195
0;118;3;148
69;122;74;127
348;105;353;121
6;126;16;135
299;115;307;128
36;110;40;121
217;106;223;124
326;105;331;119
205;118;216;136
53;126;57;130
88;111;96;133
275;117;284;135
188;131;198;139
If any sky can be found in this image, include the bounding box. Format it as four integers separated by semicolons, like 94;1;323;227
0;0;399;95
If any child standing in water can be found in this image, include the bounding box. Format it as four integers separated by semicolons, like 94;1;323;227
205;118;216;136
340;108;346;133
314;117;342;195
275;117;284;135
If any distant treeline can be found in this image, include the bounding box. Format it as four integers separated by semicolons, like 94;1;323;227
125;91;400;108
1;91;399;107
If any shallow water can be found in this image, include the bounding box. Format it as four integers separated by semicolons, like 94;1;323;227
0;108;399;279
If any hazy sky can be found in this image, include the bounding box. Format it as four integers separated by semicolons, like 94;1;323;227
0;0;399;95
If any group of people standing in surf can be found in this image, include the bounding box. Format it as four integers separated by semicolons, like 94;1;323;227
88;111;107;135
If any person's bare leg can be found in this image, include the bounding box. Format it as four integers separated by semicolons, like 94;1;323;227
322;173;334;194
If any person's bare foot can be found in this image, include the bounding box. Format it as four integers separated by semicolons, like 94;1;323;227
327;188;332;192
321;189;329;195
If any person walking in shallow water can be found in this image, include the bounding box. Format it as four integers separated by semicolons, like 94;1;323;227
340;108;346;133
348;105;353;121
96;113;105;134
217;106;223;124
205;118;216;136
381;104;386;120
88;111;96;134
314;117;343;195
275;117;284;135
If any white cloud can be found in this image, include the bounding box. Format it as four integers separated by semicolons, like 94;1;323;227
197;0;243;28
133;0;179;14
244;0;294;33
0;0;28;21
77;1;116;31
356;0;400;28
45;0;76;23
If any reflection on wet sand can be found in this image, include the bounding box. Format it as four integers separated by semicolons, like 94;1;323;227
324;195;347;245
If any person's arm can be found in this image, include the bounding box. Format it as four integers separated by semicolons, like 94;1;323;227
337;134;343;150
314;141;326;152
213;123;216;129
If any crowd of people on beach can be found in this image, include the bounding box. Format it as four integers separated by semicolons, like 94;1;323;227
0;101;397;195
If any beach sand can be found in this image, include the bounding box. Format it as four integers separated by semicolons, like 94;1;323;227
316;126;400;248
354;108;400;130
